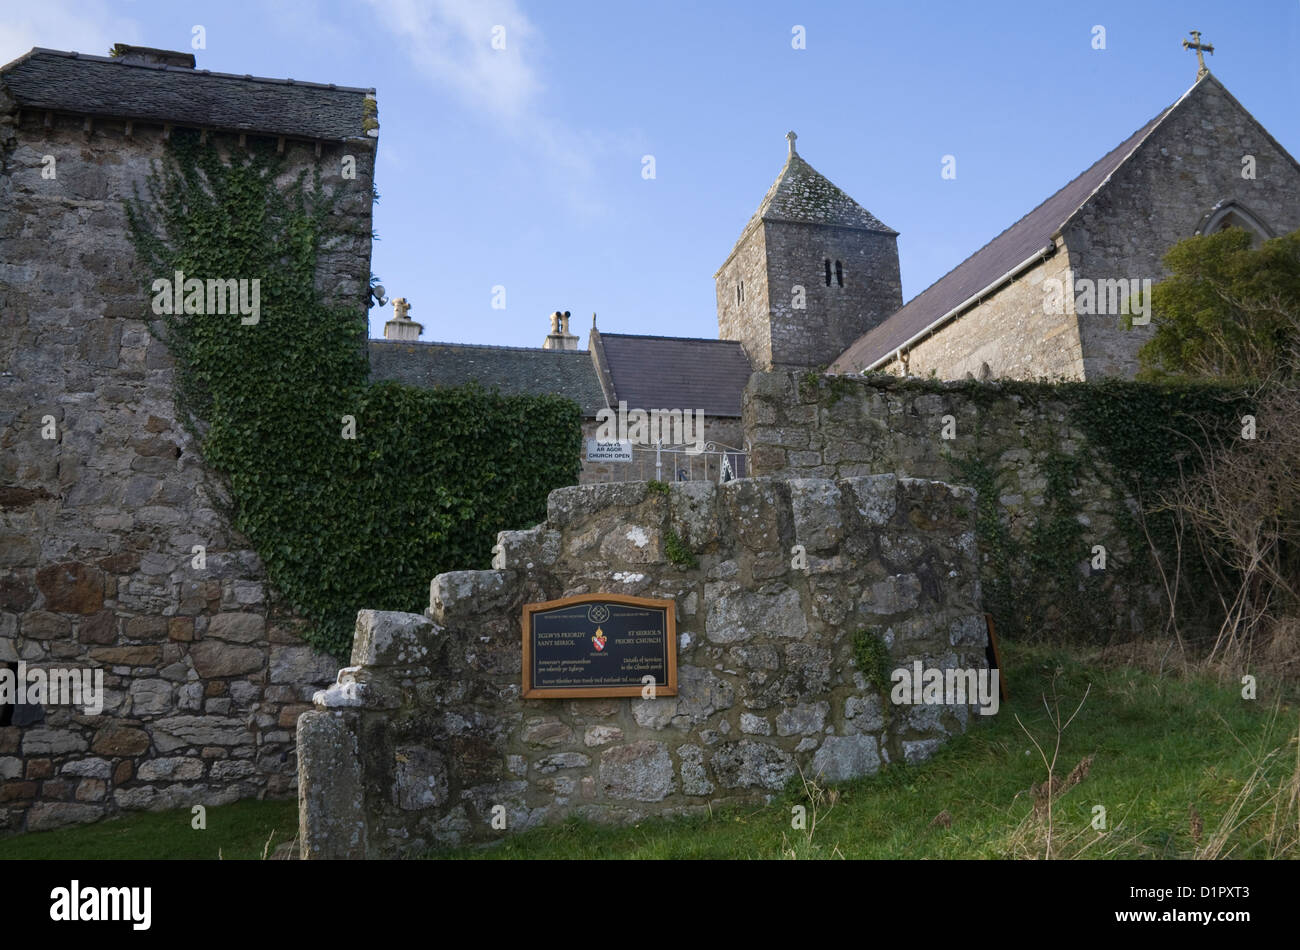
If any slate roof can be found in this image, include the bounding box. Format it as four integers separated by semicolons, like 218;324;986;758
719;143;896;273
591;332;753;417
829;85;1194;373
368;340;608;417
0;47;374;142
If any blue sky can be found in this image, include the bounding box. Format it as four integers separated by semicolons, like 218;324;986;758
4;1;1298;346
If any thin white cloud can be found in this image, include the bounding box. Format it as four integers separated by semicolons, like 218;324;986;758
0;0;142;66
364;0;541;120
362;0;634;220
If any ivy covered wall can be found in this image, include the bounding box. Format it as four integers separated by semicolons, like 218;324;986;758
744;371;1248;643
127;132;583;657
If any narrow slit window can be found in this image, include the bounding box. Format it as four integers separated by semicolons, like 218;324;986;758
824;259;831;286
835;260;843;286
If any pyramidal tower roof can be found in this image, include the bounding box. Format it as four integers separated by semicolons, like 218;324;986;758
748;131;897;230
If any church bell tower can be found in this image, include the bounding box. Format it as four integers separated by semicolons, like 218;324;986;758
715;132;902;371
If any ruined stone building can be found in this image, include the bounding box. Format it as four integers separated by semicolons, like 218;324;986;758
0;44;376;833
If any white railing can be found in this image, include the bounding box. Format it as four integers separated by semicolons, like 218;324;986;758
597;441;749;484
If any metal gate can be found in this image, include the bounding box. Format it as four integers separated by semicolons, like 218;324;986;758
598;441;748;484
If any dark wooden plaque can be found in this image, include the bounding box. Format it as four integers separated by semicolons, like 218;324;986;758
522;593;677;699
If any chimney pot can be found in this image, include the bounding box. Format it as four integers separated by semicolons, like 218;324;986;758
543;309;579;351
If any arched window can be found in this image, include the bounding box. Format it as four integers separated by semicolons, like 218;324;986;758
1195;201;1273;246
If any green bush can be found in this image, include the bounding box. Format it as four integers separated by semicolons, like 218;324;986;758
126;131;581;656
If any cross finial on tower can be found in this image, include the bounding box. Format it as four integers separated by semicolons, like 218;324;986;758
786;131;797;156
1182;30;1214;80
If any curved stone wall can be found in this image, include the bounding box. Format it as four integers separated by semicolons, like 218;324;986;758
298;474;989;857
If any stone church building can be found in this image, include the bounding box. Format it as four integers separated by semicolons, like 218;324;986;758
829;72;1300;380
389;66;1299;456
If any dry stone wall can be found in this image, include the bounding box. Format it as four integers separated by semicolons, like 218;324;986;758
744;371;1174;639
298;474;987;857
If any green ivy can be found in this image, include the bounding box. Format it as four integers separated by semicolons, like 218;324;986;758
827;374;1247;643
798;371;855;404
852;627;892;693
125;132;581;657
663;527;699;570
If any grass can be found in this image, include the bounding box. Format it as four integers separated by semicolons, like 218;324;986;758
0;799;297;861
431;643;1299;859
1;642;1295;860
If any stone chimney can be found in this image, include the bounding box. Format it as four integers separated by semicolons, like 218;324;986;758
542;310;579;350
383;297;423;342
109;44;197;68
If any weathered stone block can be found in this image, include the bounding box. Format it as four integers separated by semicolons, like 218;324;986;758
60;757;111;778
583;725;623;747
706;584;806;643
393;745;448;810
711;740;795;790
21;728;88;756
128;679;173;717
811;734;880;782
26;801;104;831
34;561;104;614
151;716;250;747
678;744;713;796
189;641;263;678
788;478;843;552
269;645;337;685
207;612;265;643
599;741;674;801
842;474;899;526
521;718;574;748
776;701;829;736
298;712;366;859
137;757;204;781
535;752;590;774
79;610;118;644
351;609;434;667
21;611;71;639
429;570;509;622
91;723;150;757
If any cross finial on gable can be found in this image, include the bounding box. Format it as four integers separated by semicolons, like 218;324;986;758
786;131;797;156
1182;30;1214;80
